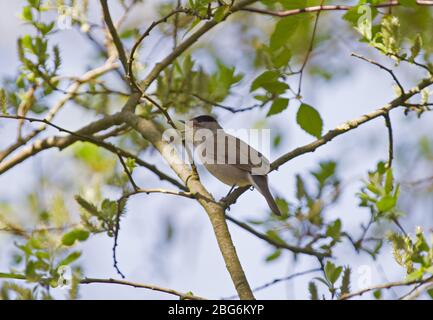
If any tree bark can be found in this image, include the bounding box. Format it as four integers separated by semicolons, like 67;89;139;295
123;112;255;300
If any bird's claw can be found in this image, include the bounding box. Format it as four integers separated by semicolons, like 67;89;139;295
219;197;231;211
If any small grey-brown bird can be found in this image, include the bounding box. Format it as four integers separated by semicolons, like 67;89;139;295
183;115;281;216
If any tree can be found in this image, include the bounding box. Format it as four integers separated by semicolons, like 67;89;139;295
0;0;433;300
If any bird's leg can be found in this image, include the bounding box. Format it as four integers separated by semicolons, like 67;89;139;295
226;184;236;197
219;184;236;210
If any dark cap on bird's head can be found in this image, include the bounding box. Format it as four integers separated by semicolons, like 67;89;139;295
190;115;221;130
191;115;217;123
181;115;221;130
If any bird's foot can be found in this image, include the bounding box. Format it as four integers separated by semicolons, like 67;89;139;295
219;197;231;211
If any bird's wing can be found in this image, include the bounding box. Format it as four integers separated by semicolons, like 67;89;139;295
204;132;270;175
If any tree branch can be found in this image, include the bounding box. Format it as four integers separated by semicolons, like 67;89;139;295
224;268;321;299
241;1;433;18
0;58;118;162
100;0;129;74
383;113;394;168
122;111;255;299
351;52;405;95
140;0;259;91
0;113;185;190
80;277;206;300
340;276;433;300
224;76;433;207
225;214;329;258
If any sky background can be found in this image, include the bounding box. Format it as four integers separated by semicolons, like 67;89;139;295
0;0;432;299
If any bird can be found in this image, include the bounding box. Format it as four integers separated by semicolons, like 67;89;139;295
182;115;282;216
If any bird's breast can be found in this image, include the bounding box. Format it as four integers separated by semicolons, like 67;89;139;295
202;163;251;187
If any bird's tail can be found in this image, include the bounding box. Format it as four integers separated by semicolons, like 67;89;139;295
249;174;282;216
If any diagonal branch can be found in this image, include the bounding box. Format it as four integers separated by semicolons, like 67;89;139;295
340;276;433;300
0;114;185;190
0;59;118;162
351;52;405;95
223;268;321;299
140;0;259;91
225;214;329;258
224;76;433;208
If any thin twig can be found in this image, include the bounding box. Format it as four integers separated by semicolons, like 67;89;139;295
297;0;325;97
0;114;186;190
100;0;129;74
223;268;321;299
80;277;206;300
340;276;433;300
0;59;118;162
241;1;433;18
128;8;188;90
225;214;329;258
383;113;394;168
110;187;211;278
188;92;270;113
351;52;405;94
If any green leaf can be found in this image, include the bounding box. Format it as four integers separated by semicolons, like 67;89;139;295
272;47;292;68
265;249;282;262
262;81;289;95
0;88;7;114
214;5;229;22
21;6;33;21
250;70;280;92
101;199;117;218
385;168;394;194
340;267;351;295
119;29;136;39
406;268;424;282
21;35;33;51
266;230;286;245
324;261;343;285
312;161;337;187
53;45;61;70
37;22;55;36
273;134;282;148
295;174;307;200
267;98;289;116
326;219;342;241
296;103;323;138
35;251;50;260
58;251;82;266
274;197;289;216
373;289;382;299
376;195;396;212
410;34;423;61
62;229;90;246
314;276;330;288
126;158;136;173
75;195;100;216
308;281;318;300
270;16;300;50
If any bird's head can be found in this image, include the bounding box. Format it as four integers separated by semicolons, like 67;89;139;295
182;115;222;131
